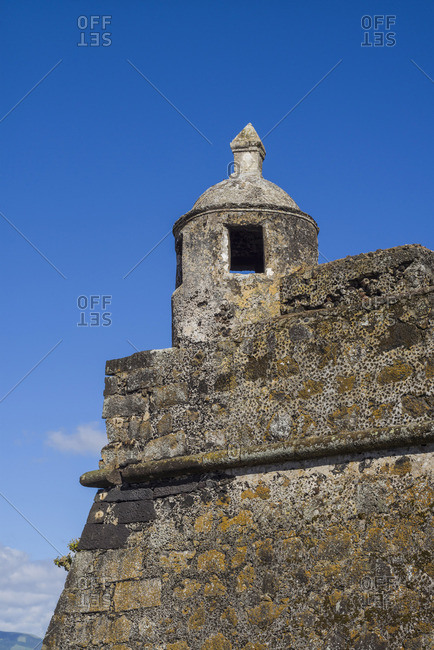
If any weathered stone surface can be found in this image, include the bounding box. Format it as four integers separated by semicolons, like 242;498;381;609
86;502;108;524
49;449;434;646
98;486;153;502
281;244;433;313
152;382;188;408
113;500;156;524
94;547;144;582
153;478;203;498
102;394;148;418
78;523;129;550
44;126;433;649
142;431;186;461
113;578;161;611
81;243;434;472
92;615;132;645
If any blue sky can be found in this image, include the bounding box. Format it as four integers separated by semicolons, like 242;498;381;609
0;0;433;637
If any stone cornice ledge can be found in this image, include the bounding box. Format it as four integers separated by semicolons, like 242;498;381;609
80;421;434;488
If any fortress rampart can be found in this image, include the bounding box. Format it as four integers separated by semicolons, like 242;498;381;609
43;126;433;649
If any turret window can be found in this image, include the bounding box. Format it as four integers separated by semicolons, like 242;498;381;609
228;225;264;273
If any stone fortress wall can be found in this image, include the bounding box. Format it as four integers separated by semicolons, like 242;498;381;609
43;126;434;649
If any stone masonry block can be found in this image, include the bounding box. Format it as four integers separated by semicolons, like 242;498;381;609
92;615;132;645
106;348;177;376
104;376;122;396
126;368;158;393
86;502;109;524
113;500;156;524
142;432;186;461
114;578;161;611
102;394;149;419
94;547;144;582
152;383;188;409
153;479;201;498
100;486;154;502
78;523;129;551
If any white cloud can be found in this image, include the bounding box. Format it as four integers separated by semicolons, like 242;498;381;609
0;544;65;639
45;422;106;455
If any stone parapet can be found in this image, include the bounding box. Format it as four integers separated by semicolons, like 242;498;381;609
281;244;433;313
44;446;434;649
89;245;433;479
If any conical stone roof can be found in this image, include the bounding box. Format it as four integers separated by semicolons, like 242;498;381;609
191;173;300;213
192;123;299;213
174;123;318;234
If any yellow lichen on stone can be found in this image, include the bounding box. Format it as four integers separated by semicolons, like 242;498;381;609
113;578;161;611
160;550;196;574
204;574;227;596
328;589;343;607
201;633;232;650
236;564;255;592
167;642;190;650
336;375;356;393
231;546;247;568
390;456;412;475
298;379;324;399
96;547;144;582
327;404;360;428
91;615;132;645
377;360;413;384
247;600;286;629
189;605;206;629
219;510;255;533
275;355;299;377
254;538;274;563
194;510;214;533
318;342;340;368
401;394;432;418
241;483;270;500
221;606;238;627
296;409;317;435
197;550;226;572
216;495;231;507
371;403;393;420
173;578;202;599
282;536;304;559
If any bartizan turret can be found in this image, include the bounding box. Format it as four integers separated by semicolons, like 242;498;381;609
172;123;319;344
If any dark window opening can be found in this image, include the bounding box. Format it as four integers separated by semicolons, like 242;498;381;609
228;225;264;273
175;235;183;288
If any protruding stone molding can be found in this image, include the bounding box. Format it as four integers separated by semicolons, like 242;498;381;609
80;420;434;488
172;206;319;237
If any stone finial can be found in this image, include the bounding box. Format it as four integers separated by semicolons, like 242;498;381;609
230;123;266;176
